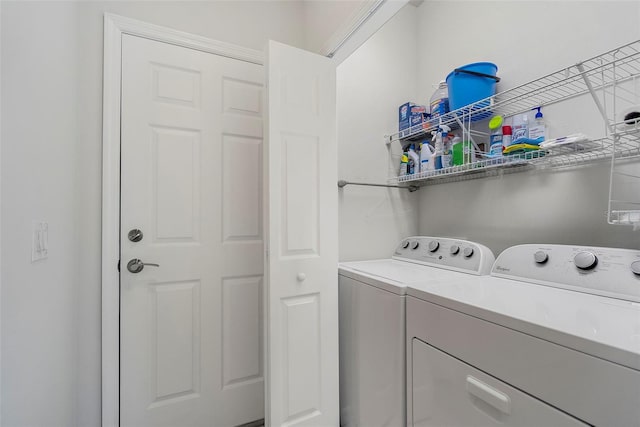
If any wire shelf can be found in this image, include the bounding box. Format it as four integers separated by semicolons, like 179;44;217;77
384;40;640;228
389;133;639;186
386;40;640;145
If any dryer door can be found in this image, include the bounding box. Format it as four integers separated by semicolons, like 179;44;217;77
410;338;588;427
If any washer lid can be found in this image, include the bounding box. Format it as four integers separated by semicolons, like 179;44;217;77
407;275;640;370
339;259;476;295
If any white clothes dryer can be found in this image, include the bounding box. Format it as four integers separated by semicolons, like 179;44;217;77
339;236;495;427
406;244;640;427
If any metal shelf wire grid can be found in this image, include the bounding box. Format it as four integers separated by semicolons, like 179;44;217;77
386;40;640;144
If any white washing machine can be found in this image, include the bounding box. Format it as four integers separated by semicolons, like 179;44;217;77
406;244;640;427
339;236;495;427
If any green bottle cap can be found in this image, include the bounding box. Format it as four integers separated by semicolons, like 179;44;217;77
489;115;504;130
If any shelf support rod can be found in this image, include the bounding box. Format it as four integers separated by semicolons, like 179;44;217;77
337;180;419;192
576;62;613;134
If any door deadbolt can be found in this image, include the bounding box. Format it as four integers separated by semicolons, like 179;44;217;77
127;258;160;273
128;229;143;242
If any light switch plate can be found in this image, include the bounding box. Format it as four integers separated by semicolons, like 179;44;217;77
32;221;49;262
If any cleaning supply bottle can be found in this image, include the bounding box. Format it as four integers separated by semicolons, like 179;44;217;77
488;115;504;157
431;124;451;170
502;125;512;151
442;133;453;168
419;141;436;172
399;153;408;177
407;144;420;175
528;107;547;143
430;81;450;119
512;112;529;144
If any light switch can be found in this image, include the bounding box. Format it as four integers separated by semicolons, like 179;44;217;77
32;221;49;262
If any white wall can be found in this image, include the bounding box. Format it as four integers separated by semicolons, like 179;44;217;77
414;1;640;255
303;0;367;54
337;5;420;261
1;2;305;426
1;3;80;426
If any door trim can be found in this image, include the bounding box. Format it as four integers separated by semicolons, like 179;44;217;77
101;14;263;427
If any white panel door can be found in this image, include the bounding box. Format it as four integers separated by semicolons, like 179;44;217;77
120;34;264;427
265;41;338;427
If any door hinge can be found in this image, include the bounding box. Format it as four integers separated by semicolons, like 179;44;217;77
117;260;120;272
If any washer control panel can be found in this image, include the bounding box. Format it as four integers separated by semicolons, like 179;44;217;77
492;244;640;302
393;236;495;275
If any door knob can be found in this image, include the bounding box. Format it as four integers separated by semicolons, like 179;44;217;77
127;258;160;273
297;273;306;282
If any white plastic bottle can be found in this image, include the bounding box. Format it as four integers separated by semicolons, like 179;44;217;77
430;81;449;119
407;144;420;175
431;125;451;169
419;142;436;172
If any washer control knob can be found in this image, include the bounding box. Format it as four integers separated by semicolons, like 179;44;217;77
411;241;420;250
428;241;439;252
402;240;410;249
463;247;474;258
450;245;460;255
631;260;640;276
574;251;598;270
534;251;549;264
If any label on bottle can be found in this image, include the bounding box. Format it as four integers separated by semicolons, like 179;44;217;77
513;124;528;142
528;124;545;141
430;98;449;118
489;134;503;156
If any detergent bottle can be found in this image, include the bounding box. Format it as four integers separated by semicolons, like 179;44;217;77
419;141;436;172
407;144;420;175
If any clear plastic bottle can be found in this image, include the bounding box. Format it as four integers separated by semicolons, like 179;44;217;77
399;153;408;177
430;81;450;119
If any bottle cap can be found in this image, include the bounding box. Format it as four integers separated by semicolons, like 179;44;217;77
502;125;512;135
533;106;543;119
489;115;503;130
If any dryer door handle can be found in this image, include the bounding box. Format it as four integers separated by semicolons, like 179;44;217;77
466;375;511;415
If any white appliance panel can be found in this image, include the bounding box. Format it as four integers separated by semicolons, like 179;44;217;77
411;338;587;427
406;296;640;427
339;275;405;427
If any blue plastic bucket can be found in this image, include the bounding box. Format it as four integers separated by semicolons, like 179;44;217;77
446;62;499;118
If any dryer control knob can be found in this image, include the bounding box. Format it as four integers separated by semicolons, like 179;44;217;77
574;251;598;270
631;260;640;276
450;245;460;255
428;241;439;252
534;251;549;264
402;240;410;249
463;247;474;258
411;241;420;250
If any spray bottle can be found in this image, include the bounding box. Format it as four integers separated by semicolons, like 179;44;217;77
431;124;451;170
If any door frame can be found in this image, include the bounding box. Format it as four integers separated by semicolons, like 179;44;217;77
101;14;263;427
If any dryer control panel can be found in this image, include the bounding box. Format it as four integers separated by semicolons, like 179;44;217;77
393;236;495;275
492;244;640;302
